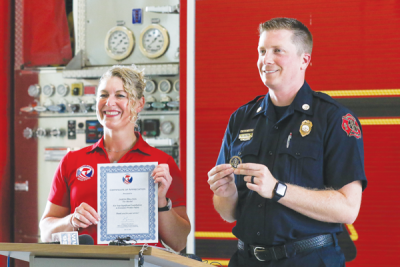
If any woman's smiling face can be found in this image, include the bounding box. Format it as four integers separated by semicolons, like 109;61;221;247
96;76;133;131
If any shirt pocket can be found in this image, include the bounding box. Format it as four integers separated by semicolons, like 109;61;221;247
278;138;323;187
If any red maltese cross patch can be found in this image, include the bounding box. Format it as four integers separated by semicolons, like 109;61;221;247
341;113;361;139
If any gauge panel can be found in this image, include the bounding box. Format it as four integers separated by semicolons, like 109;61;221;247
57;84;70;97
173;80;179;92
158;80;172;93
139;24;170;59
42;84;55;97
145;80;157;94
105;26;135;60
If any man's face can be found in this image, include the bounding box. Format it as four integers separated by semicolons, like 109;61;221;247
257;29;308;91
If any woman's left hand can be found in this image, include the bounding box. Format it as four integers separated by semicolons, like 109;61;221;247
152;164;172;204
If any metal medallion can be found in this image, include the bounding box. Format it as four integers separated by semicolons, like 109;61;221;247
230;156;242;168
299;120;313;137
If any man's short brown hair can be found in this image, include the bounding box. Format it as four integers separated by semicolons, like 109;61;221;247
259;17;313;55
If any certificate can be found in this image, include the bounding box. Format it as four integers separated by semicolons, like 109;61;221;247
97;162;158;244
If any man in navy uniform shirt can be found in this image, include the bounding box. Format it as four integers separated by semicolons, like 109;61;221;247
208;18;367;267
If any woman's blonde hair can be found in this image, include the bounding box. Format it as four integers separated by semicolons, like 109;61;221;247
99;65;146;123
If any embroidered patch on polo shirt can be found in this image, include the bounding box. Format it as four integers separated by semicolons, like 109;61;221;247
76;165;94;181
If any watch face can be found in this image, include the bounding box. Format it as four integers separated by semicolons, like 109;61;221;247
276;183;287;196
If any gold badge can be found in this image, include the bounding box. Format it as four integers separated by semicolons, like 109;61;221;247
230;156;242;168
239;129;254;141
299;120;312;137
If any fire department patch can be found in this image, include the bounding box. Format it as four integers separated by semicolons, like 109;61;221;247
122;174;133;184
76;165;94;181
341;113;361;139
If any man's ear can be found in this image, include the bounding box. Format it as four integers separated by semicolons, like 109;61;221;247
300;53;311;70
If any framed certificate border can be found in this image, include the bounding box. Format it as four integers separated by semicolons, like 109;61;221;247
98;164;157;243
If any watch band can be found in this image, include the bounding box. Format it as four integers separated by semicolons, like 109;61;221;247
271;181;287;202
158;198;172;212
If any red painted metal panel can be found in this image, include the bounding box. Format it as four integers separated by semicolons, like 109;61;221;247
13;70;39;242
0;1;12;266
23;0;72;67
195;0;400;265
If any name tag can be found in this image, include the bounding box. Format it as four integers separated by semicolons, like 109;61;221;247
239;129;254;141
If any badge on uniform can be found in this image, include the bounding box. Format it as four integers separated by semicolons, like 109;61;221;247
239;129;253;141
342;113;361;139
300;120;312;137
230;156;242;168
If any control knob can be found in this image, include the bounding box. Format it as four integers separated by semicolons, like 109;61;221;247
23;127;34;139
51;128;65;137
36;128;48;138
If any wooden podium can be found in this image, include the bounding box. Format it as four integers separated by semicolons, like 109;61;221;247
0;243;211;267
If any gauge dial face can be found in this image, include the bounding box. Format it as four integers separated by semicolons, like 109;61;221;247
105;26;135;60
42;84;55;97
145;80;156;94
57;84;69;96
161;121;174;135
28;84;41;97
158;80;172;93
139;24;169;58
173;80;179;92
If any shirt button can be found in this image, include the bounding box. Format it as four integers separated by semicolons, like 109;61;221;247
258;203;263;208
274;126;278;129
238;152;241;155
257;232;261;236
268;151;273;155
296;152;300;156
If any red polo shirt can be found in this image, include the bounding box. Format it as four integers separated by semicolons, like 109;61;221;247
48;132;186;246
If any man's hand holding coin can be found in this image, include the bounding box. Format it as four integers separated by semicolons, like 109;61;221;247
208;164;236;198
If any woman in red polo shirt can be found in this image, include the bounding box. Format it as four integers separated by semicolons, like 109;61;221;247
39;65;190;251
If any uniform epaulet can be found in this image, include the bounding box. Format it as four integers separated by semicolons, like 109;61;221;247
312;91;340;107
238;95;265;109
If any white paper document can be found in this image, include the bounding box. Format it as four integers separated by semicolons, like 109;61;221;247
97;162;158;244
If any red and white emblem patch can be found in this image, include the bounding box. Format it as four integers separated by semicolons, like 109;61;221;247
341;113;361;139
76;165;94;181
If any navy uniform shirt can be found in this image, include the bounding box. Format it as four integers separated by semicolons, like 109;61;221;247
216;81;367;246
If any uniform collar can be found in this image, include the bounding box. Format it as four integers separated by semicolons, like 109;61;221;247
88;132;151;156
253;81;314;119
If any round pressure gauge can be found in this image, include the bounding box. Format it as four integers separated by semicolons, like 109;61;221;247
42;84;55;97
173;80;179;92
144;80;156;94
57;84;70;96
139;24;170;59
161;121;174;135
158;80;172;93
28;84;41;97
105;26;135;60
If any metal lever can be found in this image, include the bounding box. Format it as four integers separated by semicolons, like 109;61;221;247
145;4;179;14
